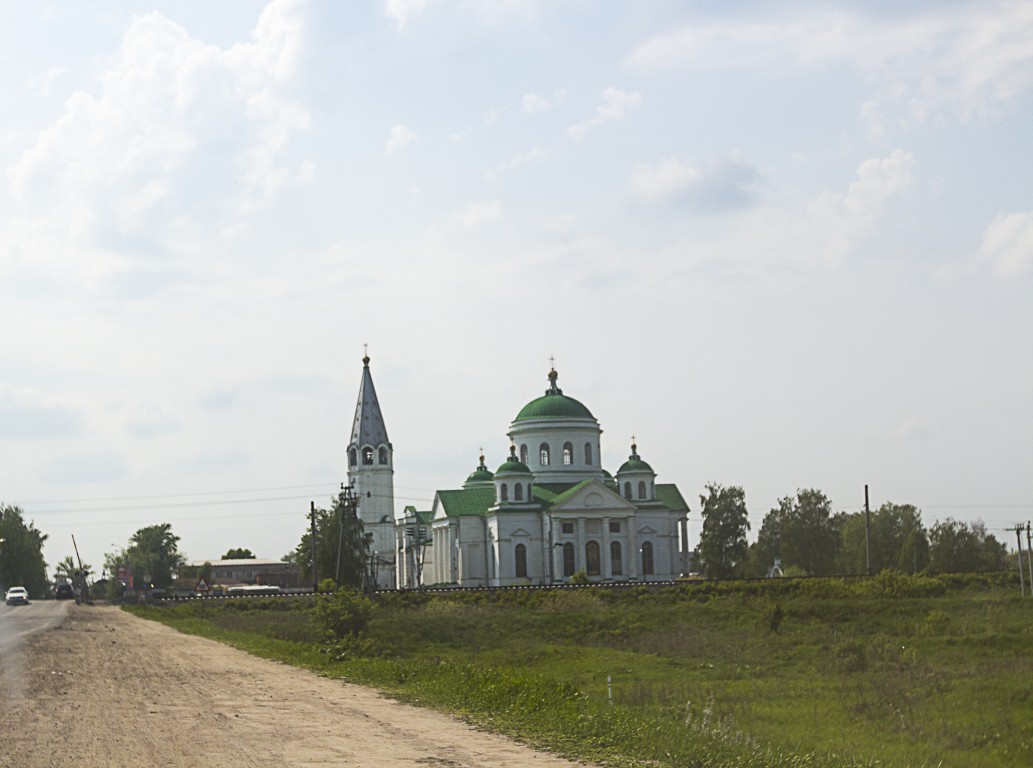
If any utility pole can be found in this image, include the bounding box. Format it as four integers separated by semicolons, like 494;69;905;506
864;485;871;577
310;501;317;592
1026;522;1033;598
1014;526;1025;597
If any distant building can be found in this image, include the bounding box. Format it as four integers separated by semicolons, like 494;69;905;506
347;356;691;589
182;558;299;588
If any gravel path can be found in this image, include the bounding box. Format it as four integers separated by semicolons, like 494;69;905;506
0;604;592;768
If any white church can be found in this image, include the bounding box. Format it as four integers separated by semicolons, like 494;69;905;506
346;354;691;590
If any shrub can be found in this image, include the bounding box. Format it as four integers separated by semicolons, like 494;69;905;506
315;587;373;641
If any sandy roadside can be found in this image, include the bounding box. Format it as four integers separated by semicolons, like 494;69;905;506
0;604;594;768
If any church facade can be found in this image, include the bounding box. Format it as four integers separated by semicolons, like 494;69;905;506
346;356;691;589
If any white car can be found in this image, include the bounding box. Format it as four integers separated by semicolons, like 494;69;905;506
5;586;30;606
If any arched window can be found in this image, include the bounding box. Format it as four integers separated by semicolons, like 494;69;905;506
379;447;388;465
624;481;632;499
349;448;357;466
562;542;576;577
611;541;623;576
638;481;647;500
362;447;374;465
563;442;573;465
514;483;523;501
641;541;654;576
500;483;508;502
586;541;601;576
585;443;593;465
515;544;528;578
520;444;529;464
527;483;532;501
539;443;551;466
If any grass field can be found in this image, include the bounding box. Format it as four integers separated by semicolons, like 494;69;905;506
127;572;1033;768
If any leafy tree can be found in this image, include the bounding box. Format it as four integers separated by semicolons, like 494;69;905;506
292;487;371;591
222;548;255;560
928;518;1006;573
0;503;49;596
837;502;928;575
315;587;373;640
125;523;183;589
751;489;839;576
697;483;750;578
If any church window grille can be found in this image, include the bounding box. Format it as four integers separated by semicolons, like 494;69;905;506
539;443;551;466
609;520;621;533
562;543;576;577
638;481;647;499
586;541;601;576
520;444;528;464
563;442;573;465
379;447;388;465
641;541;655;575
362;447;374;465
514;483;523;501
515;544;528;578
611;541;623;575
500;483;508;502
624;482;632;499
561;521;574;534
585;443;593;465
349;448;357;466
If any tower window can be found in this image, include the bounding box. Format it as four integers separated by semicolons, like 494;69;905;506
539;443;550;466
624;482;632;500
638;481;647;500
585;442;592;465
362;447;374;465
515;544;528;578
520;444;528;464
562;542;576;577
349;448;357;467
514;483;523;501
500;483;508;502
641;541;654;576
586;541;600;576
563;442;573;465
379;447;388;465
611;541;623;576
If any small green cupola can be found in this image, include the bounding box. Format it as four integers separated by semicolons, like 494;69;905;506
463;454;495;489
494;444;533;506
615;441;657;502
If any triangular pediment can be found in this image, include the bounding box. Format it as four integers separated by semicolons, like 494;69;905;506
550;479;636;514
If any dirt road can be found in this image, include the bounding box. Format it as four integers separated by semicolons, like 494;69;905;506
0;604;592;768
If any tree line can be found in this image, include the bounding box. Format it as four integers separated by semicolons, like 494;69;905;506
697;484;1009;579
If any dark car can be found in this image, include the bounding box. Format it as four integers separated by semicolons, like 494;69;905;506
55;583;75;600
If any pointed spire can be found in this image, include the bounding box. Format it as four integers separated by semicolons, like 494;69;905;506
349;351;389;448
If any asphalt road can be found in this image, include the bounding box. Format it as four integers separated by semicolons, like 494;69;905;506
0;599;70;656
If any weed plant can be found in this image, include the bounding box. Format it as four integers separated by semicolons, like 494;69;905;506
129;573;1033;768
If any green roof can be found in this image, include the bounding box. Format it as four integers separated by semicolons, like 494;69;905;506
515;392;595;422
436;487;496;517
496;458;532;475
464;468;495;485
655;483;689;512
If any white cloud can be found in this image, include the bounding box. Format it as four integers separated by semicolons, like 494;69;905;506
457;200;501;228
4;0;311;285
628;5;1033;124
565;87;641;141
632;152;763;212
383;0;428;29
979;210;1033;276
384;123;417;156
489;146;551;178
523;92;549;113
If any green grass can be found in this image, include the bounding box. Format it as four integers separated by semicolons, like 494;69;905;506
126;574;1033;768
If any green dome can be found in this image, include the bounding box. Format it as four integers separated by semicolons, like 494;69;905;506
496;458;532;475
515;393;594;422
617;458;654;474
465;467;494;484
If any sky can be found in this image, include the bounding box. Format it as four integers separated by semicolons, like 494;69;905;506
1;0;1031;577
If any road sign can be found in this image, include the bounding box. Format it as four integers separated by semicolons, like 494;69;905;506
195;577;210;593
